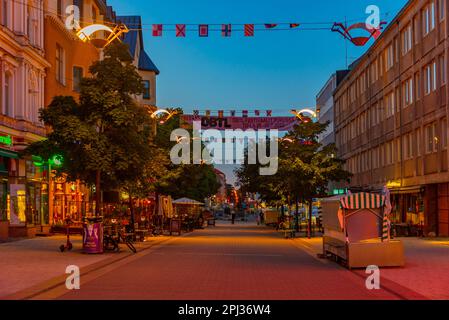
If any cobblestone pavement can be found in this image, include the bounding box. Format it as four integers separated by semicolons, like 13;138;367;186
58;223;402;300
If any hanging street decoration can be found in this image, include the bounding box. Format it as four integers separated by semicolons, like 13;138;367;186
222;24;232;37
152;24;163;37
116;18;388;46
176;24;186;37
331;21;387;46
244;24;255;37
199;24;209;37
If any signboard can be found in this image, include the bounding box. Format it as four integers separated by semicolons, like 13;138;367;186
170;219;182;236
0;135;13;146
83;222;104;254
181;115;297;131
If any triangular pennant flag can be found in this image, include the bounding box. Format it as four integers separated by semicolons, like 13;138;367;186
193;110;199;116
152;24;163;37
230;110;236;117
218;110;224;118
222;24;232;37
266;110;272;117
244;24;254;37
254;110;260;116
290;23;300;28
265;24;278;29
242;110;248;117
199;24;209;37
176;24;186;37
205;110;211;117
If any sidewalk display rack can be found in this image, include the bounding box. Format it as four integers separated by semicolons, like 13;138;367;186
321;193;405;269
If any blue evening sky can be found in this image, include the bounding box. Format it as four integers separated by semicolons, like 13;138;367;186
107;0;408;184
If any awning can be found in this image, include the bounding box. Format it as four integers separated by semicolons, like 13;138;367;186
0;149;19;159
390;186;423;195
340;192;385;210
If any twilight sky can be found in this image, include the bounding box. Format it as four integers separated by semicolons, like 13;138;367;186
107;0;408;184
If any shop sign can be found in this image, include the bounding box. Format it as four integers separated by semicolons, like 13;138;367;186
0;135;13;146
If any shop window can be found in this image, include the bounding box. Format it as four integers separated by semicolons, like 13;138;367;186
439;0;445;21
142;80;150;99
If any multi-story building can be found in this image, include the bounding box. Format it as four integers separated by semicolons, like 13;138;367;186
42;0;110;228
0;0;50;237
317;70;350;148
316;70;349;196
117;15;159;107
334;0;449;236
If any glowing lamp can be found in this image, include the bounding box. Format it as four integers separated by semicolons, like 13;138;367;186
77;24;114;42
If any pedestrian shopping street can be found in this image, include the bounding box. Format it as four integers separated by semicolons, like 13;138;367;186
2;220;448;300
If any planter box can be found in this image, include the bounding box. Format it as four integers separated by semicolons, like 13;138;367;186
0;221;9;240
9;225;37;238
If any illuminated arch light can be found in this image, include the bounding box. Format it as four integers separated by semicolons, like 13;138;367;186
150;109;178;124
291;109;317;123
77;24;114;42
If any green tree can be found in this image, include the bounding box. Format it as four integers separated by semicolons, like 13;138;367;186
26;42;153;215
237;121;351;235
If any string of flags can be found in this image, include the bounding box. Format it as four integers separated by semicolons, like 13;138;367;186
192;110;274;117
151;23;301;38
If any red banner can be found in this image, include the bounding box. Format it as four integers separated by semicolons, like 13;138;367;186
181;115;297;131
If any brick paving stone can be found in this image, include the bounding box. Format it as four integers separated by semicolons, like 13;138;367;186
59;223;399;300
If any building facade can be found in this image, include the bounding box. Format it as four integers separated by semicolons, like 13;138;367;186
0;0;50;237
117;15;159;107
316;70;349;195
42;0;110;228
334;0;449;236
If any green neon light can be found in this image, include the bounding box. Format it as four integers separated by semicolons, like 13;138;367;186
32;154;64;167
0;135;13;146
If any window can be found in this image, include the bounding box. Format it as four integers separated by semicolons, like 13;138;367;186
442;119;448;149
57;0;62;19
414;16;420;44
424;62;437;95
92;5;97;22
416;129;422;156
385;91;395;117
386;44;394;70
423;1;436;36
142;81;150;99
2;0;8;26
426;123;438;153
440;55;447;85
73;0;84;23
4;72;12;116
56;44;65;85
439;0;445;21
73;67;83;92
403;78;414;107
404;133;413;159
415;72;421;99
402;24;413;55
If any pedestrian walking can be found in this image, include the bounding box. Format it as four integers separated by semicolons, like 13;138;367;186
231;211;236;225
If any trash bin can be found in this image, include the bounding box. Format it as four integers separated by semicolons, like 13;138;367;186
83;216;104;254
